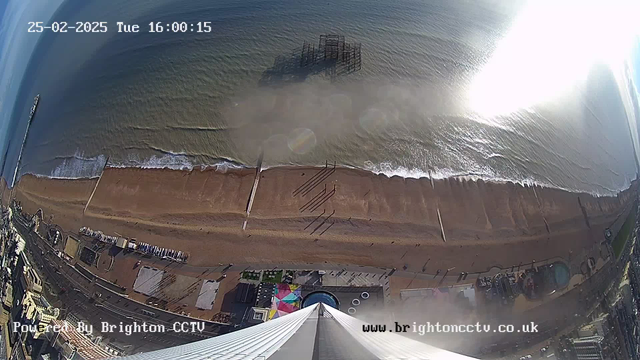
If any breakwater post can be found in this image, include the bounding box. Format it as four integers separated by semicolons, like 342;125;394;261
437;208;447;243
428;170;447;242
84;156;110;215
243;148;264;230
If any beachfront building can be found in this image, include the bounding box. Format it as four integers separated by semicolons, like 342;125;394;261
10;250;46;327
7;288;60;360
116;303;477;360
1;215;60;359
570;336;606;360
46;320;115;360
18;291;60;339
246;307;269;324
10;250;41;298
17;252;42;294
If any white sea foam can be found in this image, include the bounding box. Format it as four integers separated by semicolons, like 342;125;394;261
362;160;620;197
112;152;195;171
201;160;246;173
28;150;627;198
363;161;430;179
40;150;247;179
48;151;107;179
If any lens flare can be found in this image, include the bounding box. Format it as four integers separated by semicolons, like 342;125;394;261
287;128;317;155
469;0;639;116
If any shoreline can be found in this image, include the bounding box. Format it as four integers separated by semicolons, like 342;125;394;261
23;158;632;198
3;164;637;274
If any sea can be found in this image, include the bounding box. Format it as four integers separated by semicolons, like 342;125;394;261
2;0;640;196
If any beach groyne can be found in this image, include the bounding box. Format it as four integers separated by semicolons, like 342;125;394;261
243;150;264;230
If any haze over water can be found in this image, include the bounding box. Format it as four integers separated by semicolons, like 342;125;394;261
1;0;640;196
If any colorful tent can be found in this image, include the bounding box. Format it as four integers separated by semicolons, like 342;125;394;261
269;284;302;320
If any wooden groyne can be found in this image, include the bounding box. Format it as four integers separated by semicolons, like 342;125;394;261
243;149;264;230
83;156;110;215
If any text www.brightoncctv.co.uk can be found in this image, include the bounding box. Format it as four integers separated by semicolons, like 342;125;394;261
363;322;539;335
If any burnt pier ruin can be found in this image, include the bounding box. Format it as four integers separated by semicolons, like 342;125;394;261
259;34;362;86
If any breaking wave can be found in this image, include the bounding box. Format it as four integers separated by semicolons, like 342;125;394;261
362;160;623;196
23;147;630;198
34;150;247;180
47;151;108;179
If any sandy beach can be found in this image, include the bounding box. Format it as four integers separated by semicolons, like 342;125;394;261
6;166;637;274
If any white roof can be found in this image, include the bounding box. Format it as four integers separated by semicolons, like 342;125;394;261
132;266;164;296
115;303;478;360
195;280;219;310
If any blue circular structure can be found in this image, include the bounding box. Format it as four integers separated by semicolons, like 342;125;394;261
302;291;340;309
553;262;570;288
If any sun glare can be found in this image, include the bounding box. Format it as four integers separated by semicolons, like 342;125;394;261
469;0;639;116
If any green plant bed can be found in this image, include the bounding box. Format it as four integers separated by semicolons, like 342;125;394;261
241;271;261;281
612;207;637;259
261;270;284;284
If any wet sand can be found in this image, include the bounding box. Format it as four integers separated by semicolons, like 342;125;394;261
8;166;638;273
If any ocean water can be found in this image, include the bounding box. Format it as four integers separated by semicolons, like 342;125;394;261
2;0;639;195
